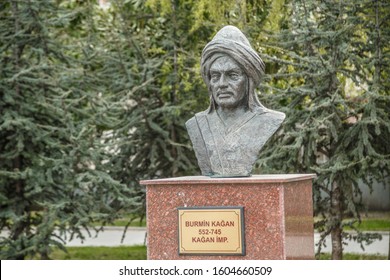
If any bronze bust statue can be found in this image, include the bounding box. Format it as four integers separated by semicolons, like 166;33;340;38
186;26;285;177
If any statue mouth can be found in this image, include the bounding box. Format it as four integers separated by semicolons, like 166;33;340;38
217;92;233;98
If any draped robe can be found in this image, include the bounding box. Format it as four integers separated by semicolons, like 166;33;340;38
186;108;285;176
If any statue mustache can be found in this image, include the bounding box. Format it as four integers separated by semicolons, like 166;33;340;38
216;90;234;96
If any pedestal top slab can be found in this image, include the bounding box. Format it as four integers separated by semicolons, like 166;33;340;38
141;174;316;185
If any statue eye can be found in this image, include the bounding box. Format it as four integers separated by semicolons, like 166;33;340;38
229;72;240;80
210;73;220;81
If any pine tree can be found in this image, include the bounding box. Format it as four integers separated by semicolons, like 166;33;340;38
258;0;390;259
0;0;139;259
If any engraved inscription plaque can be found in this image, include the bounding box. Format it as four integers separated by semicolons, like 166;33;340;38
178;206;245;255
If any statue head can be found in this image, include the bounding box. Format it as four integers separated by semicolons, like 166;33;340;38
201;26;265;113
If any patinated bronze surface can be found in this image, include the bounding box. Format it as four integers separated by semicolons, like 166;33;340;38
186;26;285;177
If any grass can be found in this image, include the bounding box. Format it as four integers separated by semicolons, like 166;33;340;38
315;212;390;232
345;219;390;231
50;246;147;260
48;246;387;260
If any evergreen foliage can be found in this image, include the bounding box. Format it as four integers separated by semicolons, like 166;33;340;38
0;0;271;259
1;0;387;260
0;0;141;259
257;0;389;259
102;0;203;182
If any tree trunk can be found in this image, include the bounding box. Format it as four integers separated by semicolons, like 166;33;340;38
388;227;390;260
330;180;343;259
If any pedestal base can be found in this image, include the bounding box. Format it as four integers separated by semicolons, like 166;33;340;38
141;174;315;260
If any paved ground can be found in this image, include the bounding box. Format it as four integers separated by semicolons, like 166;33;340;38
63;227;147;247
314;232;389;255
62;227;389;256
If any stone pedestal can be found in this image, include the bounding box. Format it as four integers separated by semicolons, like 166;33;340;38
140;174;315;260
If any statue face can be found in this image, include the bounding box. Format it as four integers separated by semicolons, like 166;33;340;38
209;56;247;110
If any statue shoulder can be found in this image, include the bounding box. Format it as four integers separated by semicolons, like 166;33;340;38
185;110;208;128
254;107;285;127
265;109;285;122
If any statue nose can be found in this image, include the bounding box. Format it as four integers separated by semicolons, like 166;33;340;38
218;74;228;88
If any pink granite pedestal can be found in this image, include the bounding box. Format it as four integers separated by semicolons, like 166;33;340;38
140;174;315;260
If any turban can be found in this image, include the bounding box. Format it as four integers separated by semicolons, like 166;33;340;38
201;26;265;87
